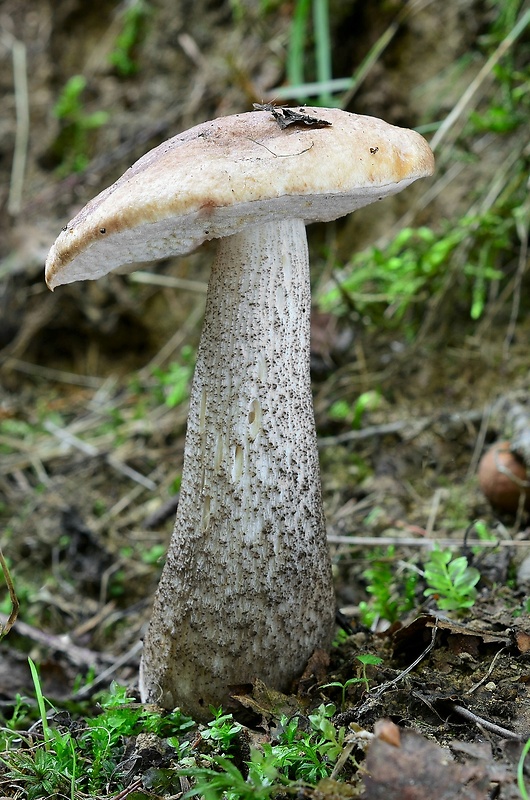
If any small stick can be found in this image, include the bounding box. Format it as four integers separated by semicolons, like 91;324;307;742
72;640;143;699
44;419;156;491
0;547;19;637
465;648;505;695
129;271;207;293
450;703;521;740
0;612;114;667
504;212;528;356
318;409;485;447
327;535;526;548
108;777;144;800
424;487;446;539
2;357;104;388
4;33;30;215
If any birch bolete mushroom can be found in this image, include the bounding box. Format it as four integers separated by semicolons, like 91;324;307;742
45;107;434;720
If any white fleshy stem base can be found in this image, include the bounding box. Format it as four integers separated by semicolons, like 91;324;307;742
139;218;335;720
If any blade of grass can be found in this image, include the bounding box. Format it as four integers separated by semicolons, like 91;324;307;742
287;0;311;100
67;734;77;800
28;657;51;749
271;77;355;100
518;736;530;800
312;0;334;105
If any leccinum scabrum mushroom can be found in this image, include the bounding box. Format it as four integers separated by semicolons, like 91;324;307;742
45;107;434;720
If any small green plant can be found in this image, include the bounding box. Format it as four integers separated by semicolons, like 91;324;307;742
305;704;345;767
1;692;31;732
53;75;109;174
0;419;36;455
472;519;495;541
467;519;498;556
141;542;166;565
182;704;351;799
153;345;195;408
323;654;383;711
359;547;418;627
201;707;243;751
318;217;509;336
423;546;480;612
109;0;151;77
184;752;283;800
329;390;382;429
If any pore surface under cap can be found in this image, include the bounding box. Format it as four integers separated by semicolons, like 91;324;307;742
45;108;434;288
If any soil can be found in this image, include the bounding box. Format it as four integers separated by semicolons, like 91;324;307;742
0;1;529;798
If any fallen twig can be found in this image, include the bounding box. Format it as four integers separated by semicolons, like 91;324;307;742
0;612;114;667
108;777;144;800
318;409;484;447
2;31;30;216
327;534;527;548
450;702;521;740
44;419;157;491
465;648;506;695
0;547;19;638
72;640;143;699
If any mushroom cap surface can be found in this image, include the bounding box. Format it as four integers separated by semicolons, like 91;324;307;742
45;107;434;289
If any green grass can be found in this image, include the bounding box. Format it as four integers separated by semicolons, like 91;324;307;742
0;673;362;799
317;202;526;340
0;676;195;798
286;0;337;106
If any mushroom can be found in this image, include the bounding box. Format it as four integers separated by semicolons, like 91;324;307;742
478;441;530;513
45;107;434;720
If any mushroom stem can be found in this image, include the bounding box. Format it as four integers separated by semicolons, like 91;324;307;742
139;218;335;719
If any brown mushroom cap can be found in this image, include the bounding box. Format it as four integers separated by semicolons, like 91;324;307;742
45;108;434;289
478;440;530;513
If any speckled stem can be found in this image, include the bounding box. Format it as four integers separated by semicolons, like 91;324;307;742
139;218;335;720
